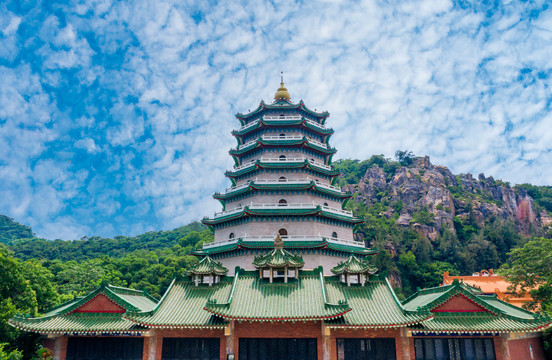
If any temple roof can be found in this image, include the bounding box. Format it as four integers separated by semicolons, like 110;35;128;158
331;255;378;275
325;276;431;328
229;137;337;157
204;268;350;321
403;280;552;333
235;100;329;124
9;283;156;334
187;256;228;275
252;235;305;269
191;238;377;257
231;117;334;137
213;181;351;202
201;206;364;226
125;279;229;329
225;160;340;178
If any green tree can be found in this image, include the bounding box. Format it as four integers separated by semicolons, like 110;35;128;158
501;237;552;312
395;150;414;166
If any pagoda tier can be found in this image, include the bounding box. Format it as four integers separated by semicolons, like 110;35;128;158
235;99;329;125
225;158;340;180
201;80;367;275
231;115;334;138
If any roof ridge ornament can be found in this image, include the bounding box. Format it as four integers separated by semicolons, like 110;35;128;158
274;71;291;102
274;233;284;249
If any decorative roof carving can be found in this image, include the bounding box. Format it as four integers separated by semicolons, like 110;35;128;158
331;255;378;275
252;235;305;269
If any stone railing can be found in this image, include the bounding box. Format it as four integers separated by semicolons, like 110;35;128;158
232;157;332;172
203;234;365;248
223;178;342;193
213;202;352;217
234;115;327;134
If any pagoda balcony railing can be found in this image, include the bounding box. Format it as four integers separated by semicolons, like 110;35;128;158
236;116;327;133
263;115;303;121
224;178;342;193
213;202;353;217
236;135;328;150
232;157;332;171
203;234;365;249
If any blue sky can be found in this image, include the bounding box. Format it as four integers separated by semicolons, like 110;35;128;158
0;0;551;239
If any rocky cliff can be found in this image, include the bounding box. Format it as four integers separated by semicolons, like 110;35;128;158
345;156;546;241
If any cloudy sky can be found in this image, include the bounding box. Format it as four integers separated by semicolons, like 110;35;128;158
1;0;551;239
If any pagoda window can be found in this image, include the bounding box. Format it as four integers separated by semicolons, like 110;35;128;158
278;228;288;237
279;133;286;138
332;232;338;238
279;155;286;160
324;202;329;207
229;233;235;239
279;176;287;182
278;199;287;206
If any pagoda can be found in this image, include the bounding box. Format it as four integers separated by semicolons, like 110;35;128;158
196;77;374;274
10;80;552;360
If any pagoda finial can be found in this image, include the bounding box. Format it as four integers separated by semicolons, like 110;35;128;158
274;72;290;101
274;233;284;249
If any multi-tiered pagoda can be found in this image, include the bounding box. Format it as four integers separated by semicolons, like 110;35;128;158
195;78;374;274
10;81;552;360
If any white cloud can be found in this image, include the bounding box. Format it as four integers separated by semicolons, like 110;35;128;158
0;0;551;239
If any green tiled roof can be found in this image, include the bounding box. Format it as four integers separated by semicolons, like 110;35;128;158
191;239;378;256
331;255;378;275
187;256;228;275
229;137;337;156
324;276;431;328
201;207;364;225
225;160;339;177
204;269;350;321
10;313;147;335
213;181;351;201
231;117;334;137
125;279;230;329
402;280;552;333
9;283;156;334
235;100;329;124
252;247;305;268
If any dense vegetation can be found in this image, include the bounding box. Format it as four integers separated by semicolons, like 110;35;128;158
332;155;550;297
2;154;552;358
0;220;212;359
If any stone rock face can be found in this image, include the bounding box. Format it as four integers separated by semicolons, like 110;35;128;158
348;156;546;240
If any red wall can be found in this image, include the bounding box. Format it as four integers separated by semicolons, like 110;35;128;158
509;336;547;360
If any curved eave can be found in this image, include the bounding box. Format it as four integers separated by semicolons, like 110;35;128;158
192;240;376;256
231;118;334;137
225;161;339;178
8;314;146;335
229;139;337;157
202;208;363;225
203;307;351;322
235;100;329;123
325;314;433;330
213;183;351;201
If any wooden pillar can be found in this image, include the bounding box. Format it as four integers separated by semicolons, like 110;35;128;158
270;268;273;283
398;328;412;360
346;273;350;287
225;320;235;359
495;334;511;360
53;336;68;360
144;329;162;360
321;322;331;360
285;266;288;283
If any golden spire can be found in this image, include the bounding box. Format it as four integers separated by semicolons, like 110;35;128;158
274;72;290;101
